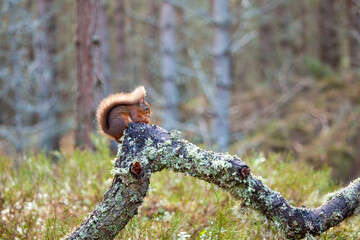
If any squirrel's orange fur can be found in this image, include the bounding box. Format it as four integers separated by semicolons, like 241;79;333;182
96;86;151;143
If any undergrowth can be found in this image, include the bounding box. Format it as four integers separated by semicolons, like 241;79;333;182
231;71;360;182
0;139;359;239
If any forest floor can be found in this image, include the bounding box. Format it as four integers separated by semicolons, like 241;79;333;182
0;140;359;239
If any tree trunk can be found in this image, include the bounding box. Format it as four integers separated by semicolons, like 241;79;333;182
176;6;187;66
299;1;308;55
35;0;60;151
75;0;103;149
115;0;126;88
319;0;340;70
65;123;360;240
8;0;24;156
99;1;112;97
275;2;291;53
346;0;360;68
255;0;274;79
160;1;179;130
144;0;159;84
258;21;273;78
128;1;138;87
211;0;232;151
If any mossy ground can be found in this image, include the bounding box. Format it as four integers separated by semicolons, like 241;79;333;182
0;138;359;239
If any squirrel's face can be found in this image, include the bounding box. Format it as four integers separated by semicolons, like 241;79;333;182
138;101;151;118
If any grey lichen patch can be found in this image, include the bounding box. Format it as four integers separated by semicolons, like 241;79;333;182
142;137;159;161
110;157;118;165
280;203;287;211
351;177;360;185
110;167;128;176
231;187;252;206
95;203;110;214
130;193;144;203
116;135;125;157
79;231;89;239
115;191;123;203
271;216;283;229
128;140;135;147
169;129;182;140
324;177;360;203
354;204;360;216
110;167;140;186
185;144;232;176
228;177;260;207
138;129;241;187
230;176;269;207
331;211;342;221
305;220;314;230
212;157;232;170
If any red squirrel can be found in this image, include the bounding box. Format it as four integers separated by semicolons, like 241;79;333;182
96;86;151;143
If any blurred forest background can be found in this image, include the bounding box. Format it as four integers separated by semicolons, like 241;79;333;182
1;0;360;181
1;0;360;239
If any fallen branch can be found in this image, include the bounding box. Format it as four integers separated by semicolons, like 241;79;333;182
65;123;360;240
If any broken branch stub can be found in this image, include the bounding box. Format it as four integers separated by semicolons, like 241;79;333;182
130;161;143;179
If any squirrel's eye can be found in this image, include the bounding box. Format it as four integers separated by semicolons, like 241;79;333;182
145;107;148;111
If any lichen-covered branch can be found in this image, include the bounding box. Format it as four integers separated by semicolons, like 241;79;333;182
65;123;360;240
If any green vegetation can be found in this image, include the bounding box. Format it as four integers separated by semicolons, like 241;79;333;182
231;72;360;183
1;140;359;239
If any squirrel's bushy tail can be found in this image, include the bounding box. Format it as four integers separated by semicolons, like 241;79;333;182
96;86;146;137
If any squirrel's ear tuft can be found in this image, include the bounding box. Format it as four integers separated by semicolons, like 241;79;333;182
138;98;145;106
131;86;146;103
138;97;145;105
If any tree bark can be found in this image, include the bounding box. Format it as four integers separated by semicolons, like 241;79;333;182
299;1;308;55
275;2;291;53
143;0;159;85
115;0;126;85
65;123;360;240
35;0;60;151
8;0;24;155
160;1;179;130
318;0;340;70
128;1;138;87
99;1;112;97
346;0;360;68
211;0;232;151
75;0;103;149
258;21;273;78
255;0;274;79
